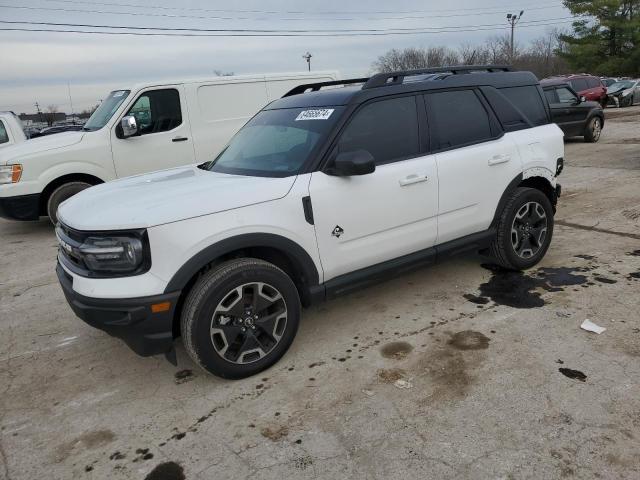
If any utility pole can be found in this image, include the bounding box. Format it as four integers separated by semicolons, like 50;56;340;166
34;101;42;123
302;51;312;71
67;81;75;122
506;10;524;63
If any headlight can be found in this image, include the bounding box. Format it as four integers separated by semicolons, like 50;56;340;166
80;236;144;272
0;165;22;184
56;225;150;276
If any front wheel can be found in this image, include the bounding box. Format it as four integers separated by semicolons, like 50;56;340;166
46;181;92;225
490;187;554;270
181;258;301;379
584;117;602;143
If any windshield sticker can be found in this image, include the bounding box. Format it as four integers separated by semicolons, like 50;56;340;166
295;109;334;121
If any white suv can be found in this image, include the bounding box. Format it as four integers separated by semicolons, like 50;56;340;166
56;67;564;379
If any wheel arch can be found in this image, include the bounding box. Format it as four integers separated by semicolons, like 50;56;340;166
165;233;322;337
491;172;557;229
39;173;105;215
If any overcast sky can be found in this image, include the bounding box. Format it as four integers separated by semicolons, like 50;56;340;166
0;0;570;114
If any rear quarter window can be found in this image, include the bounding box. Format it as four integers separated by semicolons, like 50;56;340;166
0;121;8;144
498;86;549;126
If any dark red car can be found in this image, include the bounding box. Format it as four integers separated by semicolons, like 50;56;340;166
542;74;607;106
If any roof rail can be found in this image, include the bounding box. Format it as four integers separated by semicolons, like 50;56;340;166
282;78;369;97
363;65;512;89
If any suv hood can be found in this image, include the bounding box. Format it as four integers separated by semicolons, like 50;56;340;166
0;131;84;165
57;165;297;230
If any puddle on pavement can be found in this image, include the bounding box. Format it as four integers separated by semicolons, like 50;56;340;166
144;461;185;480
463;264;590;309
174;369;194;384
593;276;617;284
447;331;490;350
380;341;414;359
559;368;587;382
627;250;640;257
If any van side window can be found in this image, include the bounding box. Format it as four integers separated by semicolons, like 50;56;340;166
569;78;588;92
0;121;8;144
498;86;548;126
126;89;182;135
336;96;419;165
586;77;601;88
426;90;492;150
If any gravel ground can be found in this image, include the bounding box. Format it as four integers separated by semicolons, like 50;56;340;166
1;106;639;480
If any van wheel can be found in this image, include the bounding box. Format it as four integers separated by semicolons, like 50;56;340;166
584;117;602;143
490;187;554;270
181;258;301;379
46;181;92;225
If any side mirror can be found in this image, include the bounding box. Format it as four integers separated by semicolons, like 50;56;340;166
579;96;586;103
120;115;138;138
330;150;376;176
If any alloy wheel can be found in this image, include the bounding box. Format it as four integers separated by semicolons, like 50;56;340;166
591;118;601;141
210;282;287;364
510;201;548;259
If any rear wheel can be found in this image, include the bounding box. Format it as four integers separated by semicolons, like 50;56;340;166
46;181;92;225
181;258;301;379
490;187;554;270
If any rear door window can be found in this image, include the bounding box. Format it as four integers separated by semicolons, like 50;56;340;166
498;86;548;126
544;89;558;104
569;79;588;92
425;90;492;150
125;89;182;135
0;121;8;144
336;96;420;165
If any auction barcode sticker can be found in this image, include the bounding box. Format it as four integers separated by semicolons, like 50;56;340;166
295;109;334;121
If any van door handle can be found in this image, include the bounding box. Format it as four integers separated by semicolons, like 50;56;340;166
488;154;511;166
172;136;189;142
399;174;428;186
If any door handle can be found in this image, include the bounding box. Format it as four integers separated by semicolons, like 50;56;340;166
399;174;428;186
488;154;511;166
172;136;189;142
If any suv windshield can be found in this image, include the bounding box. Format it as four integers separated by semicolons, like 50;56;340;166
83;90;130;131
207;107;343;177
609;81;635;90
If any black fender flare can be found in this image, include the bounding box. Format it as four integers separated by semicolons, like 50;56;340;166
163;233;321;295
490;173;523;229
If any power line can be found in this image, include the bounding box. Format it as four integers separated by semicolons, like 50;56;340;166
0;17;580;34
0;19;578;37
0;2;568;22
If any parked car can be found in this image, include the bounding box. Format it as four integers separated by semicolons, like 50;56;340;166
0;71;339;224
606;79;640;107
541;81;604;142
0;112;27;149
55;66;564;379
600;77;618;88
543;74;607;106
38;124;84;136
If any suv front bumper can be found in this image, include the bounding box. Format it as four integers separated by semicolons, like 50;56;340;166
0;193;40;220
56;262;180;356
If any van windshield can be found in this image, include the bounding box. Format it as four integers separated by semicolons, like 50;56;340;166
83;90;130;131
207;107;343;177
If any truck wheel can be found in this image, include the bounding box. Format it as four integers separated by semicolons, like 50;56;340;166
181;258;301;379
584;117;602;143
490;187;554;270
46;181;92;225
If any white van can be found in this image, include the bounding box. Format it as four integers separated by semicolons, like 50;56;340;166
0;112;27;149
0;72;338;223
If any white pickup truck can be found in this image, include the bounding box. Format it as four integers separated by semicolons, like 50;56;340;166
0;112;27;149
0;72;338;223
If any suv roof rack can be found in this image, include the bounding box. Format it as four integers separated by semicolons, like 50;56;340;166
283;78;369;97
363;65;512;89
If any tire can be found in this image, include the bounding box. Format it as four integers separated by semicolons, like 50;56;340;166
584;116;602;143
46;181;92;225
181;258;301;379
490;187;554;270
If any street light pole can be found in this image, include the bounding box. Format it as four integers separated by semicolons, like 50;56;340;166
506;10;524;63
302;51;312;71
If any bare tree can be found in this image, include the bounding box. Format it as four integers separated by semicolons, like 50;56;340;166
373;46;459;72
44;104;59;126
213;70;235;76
